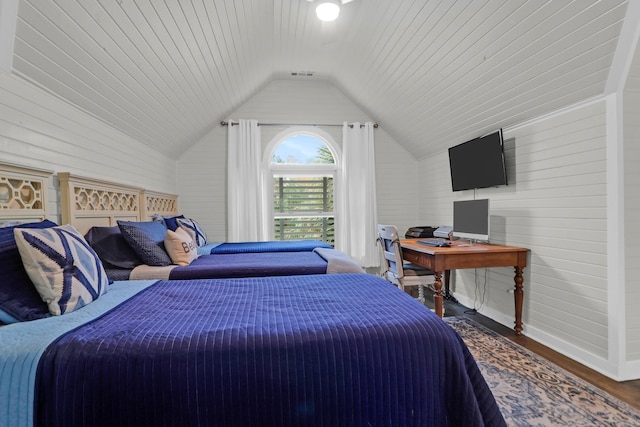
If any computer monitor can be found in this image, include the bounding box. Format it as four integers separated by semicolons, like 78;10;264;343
453;199;490;242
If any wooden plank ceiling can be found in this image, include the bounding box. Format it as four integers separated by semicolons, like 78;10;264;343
11;0;629;158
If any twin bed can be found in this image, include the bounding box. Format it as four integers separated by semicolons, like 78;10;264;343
58;172;364;281
0;164;506;426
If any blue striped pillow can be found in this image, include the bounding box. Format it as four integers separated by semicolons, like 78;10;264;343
177;217;207;247
14;225;109;316
0;220;57;322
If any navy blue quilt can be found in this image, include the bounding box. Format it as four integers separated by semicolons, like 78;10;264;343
206;239;332;254
168;251;328;279
35;274;505;427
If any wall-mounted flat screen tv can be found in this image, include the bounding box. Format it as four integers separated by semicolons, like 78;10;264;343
448;129;507;191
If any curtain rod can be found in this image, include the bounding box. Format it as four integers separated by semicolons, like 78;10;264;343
220;121;378;129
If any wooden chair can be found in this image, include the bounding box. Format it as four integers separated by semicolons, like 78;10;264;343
377;224;434;303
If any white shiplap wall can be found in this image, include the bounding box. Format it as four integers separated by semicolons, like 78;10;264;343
624;48;640;361
177;79;420;244
0;72;176;223
418;100;611;370
175;125;228;243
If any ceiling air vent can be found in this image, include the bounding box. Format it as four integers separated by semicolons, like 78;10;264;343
291;71;315;77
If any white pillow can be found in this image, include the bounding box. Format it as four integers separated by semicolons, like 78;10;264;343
164;227;198;266
14;224;109;316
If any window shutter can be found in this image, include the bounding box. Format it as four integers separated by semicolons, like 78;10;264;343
273;177;335;244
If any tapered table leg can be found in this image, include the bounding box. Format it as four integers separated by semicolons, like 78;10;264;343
514;267;524;335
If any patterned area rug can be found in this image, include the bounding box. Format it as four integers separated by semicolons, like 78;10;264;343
444;316;640;427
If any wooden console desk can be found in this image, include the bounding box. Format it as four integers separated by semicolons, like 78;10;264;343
400;239;529;335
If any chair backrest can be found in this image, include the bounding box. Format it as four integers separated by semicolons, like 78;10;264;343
377;224;406;280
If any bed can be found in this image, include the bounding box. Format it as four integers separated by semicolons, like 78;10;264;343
2;274;505;427
92;235;362;281
1;164;505;426
58;172;363;281
125;248;360;279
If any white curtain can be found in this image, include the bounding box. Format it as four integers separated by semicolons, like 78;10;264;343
336;122;379;267
227;119;266;242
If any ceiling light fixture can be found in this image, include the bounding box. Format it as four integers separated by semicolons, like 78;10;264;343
316;1;340;22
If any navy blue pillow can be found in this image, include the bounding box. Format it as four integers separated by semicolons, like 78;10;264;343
117;220;172;266
84;226;144;269
164;215;185;232
152;214;185;232
0;219;57;322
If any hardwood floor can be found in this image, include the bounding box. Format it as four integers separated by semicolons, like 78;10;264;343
423;292;640;410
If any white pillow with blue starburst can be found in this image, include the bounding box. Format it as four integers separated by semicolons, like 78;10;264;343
14;225;109;316
177;217;207;247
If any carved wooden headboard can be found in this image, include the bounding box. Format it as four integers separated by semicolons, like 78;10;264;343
0;163;52;223
58;172;178;235
141;190;179;221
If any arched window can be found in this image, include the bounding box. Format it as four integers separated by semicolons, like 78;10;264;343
264;128;340;245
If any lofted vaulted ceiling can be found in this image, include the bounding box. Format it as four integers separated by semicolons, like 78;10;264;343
11;0;630;159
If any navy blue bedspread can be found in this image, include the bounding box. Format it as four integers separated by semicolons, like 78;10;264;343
207;240;332;254
169;251;328;279
35;274;505;427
